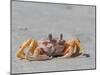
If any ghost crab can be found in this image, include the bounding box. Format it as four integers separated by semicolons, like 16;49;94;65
16;34;81;61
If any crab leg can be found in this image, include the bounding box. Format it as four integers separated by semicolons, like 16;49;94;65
26;47;52;61
16;39;32;59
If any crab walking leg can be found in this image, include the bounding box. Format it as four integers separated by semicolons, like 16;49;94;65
28;40;38;55
16;39;32;59
26;47;52;61
68;40;77;54
68;39;80;54
73;44;77;53
19;39;33;48
61;39;81;58
25;40;38;59
62;46;74;58
75;39;80;47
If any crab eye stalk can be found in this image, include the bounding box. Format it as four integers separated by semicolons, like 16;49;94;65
60;33;63;40
59;33;65;45
48;33;52;41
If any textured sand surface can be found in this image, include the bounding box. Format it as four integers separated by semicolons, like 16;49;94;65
11;1;96;74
